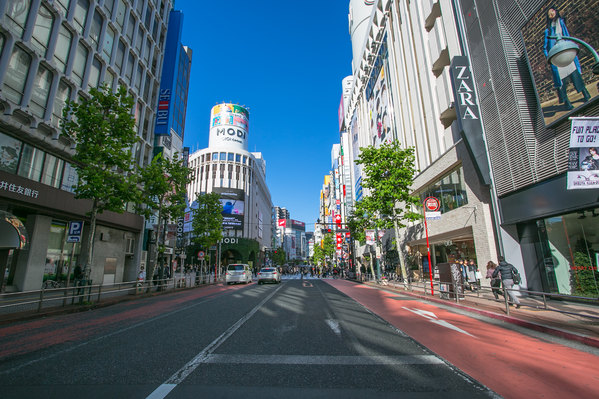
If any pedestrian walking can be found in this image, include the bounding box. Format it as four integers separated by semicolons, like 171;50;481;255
486;261;502;300
492;256;521;308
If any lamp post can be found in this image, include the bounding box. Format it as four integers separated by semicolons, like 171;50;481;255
547;34;599;75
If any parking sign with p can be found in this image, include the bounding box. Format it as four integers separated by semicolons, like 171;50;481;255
67;221;84;243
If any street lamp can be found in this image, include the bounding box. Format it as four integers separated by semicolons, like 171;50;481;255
548;34;599;75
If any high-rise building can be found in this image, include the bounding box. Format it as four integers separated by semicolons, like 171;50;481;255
0;0;175;291
186;103;273;269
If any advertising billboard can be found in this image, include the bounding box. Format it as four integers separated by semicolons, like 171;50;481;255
291;220;305;231
208;103;250;150
365;33;396;148
213;188;245;230
567;117;599;189
521;0;599;126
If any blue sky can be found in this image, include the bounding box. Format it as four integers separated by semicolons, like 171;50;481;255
176;0;353;231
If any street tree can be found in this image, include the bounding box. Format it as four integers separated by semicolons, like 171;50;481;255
61;85;139;278
191;192;223;266
350;141;421;283
137;152;193;280
313;233;335;269
271;247;286;266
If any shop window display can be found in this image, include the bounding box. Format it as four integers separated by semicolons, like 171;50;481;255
537;209;599;297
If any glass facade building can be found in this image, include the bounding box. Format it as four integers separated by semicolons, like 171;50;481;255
0;0;174;291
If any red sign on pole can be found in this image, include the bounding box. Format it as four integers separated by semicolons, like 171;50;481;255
424;197;440;212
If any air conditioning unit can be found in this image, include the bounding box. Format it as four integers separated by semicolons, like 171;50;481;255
125;237;135;255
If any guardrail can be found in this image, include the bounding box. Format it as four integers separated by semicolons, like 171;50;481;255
0;273;223;317
361;276;599;320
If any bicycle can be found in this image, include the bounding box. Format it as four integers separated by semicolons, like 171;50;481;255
42;279;65;289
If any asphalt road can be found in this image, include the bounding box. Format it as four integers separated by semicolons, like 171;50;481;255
0;279;495;398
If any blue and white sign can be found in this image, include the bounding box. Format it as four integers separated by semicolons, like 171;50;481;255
67;221;84;243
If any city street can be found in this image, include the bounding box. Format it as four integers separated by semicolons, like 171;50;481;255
1;278;598;398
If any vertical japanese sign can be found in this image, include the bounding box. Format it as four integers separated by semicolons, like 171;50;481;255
567;117;599;189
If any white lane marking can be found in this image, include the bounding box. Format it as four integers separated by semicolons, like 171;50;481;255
204;354;444;365
402;307;476;338
146;283;283;399
146;384;176;399
325;319;341;335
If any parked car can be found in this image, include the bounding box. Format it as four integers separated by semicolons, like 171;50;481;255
225;264;252;285
257;267;281;284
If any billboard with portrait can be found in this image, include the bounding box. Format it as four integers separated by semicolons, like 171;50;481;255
521;0;599;126
213;188;245;230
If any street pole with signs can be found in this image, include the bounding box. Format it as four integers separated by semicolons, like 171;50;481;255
423;197;441;295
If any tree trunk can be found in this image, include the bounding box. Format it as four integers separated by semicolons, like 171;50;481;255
83;200;99;280
149;204;164;283
392;208;409;286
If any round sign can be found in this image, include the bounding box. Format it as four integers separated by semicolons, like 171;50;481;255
197;251;205;259
424;197;440;212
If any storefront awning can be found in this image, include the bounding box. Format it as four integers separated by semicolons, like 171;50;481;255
0;211;28;250
407;226;473;247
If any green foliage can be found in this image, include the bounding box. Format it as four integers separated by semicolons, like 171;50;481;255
138;152;193;222
570;251;599;297
313;234;335;266
352;141;422;230
61;85;139;275
272;247;286;265
191;192;223;250
61;84;139;213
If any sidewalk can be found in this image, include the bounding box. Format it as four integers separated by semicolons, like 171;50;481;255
363;280;599;349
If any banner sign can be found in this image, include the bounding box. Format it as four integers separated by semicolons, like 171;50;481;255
567;117;599;189
365;230;375;245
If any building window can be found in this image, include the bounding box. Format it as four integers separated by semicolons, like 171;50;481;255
104;68;115;89
0;132;22;173
417;166;469;214
88;56;102;89
228;164;233;179
115;40;125;72
55;0;71;17
71;42;88;86
5;0;32;38
242;156;247;164
212;153;218;161
53;24;73;73
30;64;53;119
61;162;78;193
135;27;143;55
104;0;115;14
115;0;126;30
52;80;71;127
220;152;226;161
31;4;55;57
143;37;151;64
136;0;144;16
235;154;241;163
134;64;142;91
235;165;240;180
17;143;45;182
88;11;103;50
73;0;90;35
125;52;135;84
126;14;135;42
3;46;31;105
227;153;234;162
102;26;115;63
41;153;64;188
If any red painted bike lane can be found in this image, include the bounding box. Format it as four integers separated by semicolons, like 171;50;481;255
326;279;599;399
0;284;238;359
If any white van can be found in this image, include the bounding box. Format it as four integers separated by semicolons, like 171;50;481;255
225;264;252;285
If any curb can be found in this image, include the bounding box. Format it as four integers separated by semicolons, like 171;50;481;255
362;281;599;350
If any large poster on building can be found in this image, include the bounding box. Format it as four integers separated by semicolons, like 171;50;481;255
208;103;249;150
350;110;363;202
365;33;395;148
567;117;599;189
213;188;245;229
521;0;599;126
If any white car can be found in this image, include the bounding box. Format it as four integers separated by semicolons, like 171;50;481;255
257;267;281;284
225;264;252;285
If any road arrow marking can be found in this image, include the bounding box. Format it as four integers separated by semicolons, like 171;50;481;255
402;307;476;338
